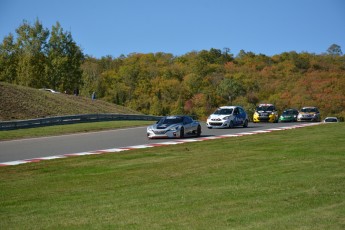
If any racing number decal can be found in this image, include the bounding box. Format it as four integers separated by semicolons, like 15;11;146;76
234;115;243;125
238;114;244;125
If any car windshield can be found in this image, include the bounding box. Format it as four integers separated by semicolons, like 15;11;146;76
301;108;317;113
158;117;183;125
256;106;274;111
325;118;337;122
282;110;294;115
213;108;233;115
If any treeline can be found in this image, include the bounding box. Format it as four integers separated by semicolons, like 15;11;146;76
0;19;83;92
81;50;345;119
1;20;345;119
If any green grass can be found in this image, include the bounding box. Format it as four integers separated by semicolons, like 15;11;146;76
0;123;344;229
0;120;154;141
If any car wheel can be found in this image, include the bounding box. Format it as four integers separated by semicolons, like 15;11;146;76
229;121;234;128
180;127;185;138
196;125;201;137
243;119;248;128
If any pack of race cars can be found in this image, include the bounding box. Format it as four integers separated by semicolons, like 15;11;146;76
252;104;322;123
147;103;330;139
206;103;323;126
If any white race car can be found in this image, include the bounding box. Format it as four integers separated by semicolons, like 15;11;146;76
147;116;201;139
207;106;249;129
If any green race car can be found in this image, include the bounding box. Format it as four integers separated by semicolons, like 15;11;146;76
279;109;299;122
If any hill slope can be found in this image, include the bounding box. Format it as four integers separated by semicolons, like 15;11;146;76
0;82;140;121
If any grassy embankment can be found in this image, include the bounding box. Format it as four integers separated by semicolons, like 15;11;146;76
0;123;344;229
0;82;153;139
0;82;140;121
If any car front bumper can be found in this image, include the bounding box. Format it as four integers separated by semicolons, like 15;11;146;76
206;120;230;128
279;116;296;122
297;114;320;122
297;117;319;122
147;129;181;139
253;114;276;123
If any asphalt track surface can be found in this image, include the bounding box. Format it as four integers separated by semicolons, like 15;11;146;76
0;122;313;164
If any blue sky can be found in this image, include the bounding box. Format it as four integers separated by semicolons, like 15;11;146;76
1;0;344;58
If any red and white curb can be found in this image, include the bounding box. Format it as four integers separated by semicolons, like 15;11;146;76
0;123;322;167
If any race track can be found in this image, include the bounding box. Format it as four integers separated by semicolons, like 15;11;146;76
0;122;316;165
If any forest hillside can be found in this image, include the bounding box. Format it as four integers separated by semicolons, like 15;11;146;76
79;50;345;120
1;20;344;121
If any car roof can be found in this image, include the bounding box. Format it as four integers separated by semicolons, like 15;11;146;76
258;103;274;106
164;115;187;119
218;106;241;109
301;106;318;109
39;88;59;92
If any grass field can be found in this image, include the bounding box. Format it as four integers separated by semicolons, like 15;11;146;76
0;123;344;229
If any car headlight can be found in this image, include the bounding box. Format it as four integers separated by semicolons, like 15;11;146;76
223;116;230;120
168;126;180;131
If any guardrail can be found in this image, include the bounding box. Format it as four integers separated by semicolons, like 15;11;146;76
0;114;162;131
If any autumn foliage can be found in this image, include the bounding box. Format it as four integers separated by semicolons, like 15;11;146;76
79;50;345;120
1;20;344;120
